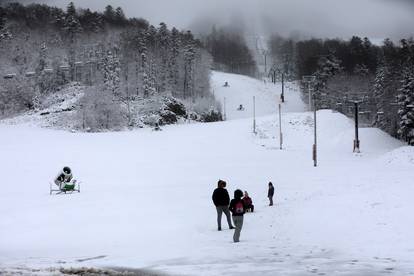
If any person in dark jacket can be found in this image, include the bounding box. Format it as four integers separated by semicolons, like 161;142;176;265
242;191;254;212
229;189;246;242
268;182;275;206
212;180;234;231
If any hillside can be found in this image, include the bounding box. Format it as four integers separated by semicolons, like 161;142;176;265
0;71;413;276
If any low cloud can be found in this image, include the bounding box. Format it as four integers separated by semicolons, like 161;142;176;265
6;0;414;39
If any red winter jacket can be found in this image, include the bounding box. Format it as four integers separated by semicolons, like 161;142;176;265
242;196;253;206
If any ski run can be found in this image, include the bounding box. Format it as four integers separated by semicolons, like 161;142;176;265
1;71;414;275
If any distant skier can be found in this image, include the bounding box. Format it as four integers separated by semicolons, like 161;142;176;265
212;180;235;231
229;189;246;242
268;182;274;206
54;166;75;190
223;81;229;87
242;191;254;212
237;104;245;111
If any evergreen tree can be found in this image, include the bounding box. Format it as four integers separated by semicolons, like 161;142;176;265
157;22;170;92
168;27;180;96
139;43;155;97
313;53;342;109
64;2;83;81
0;8;11;41
183;38;196;98
79;8;102;33
397;67;414;145
102;50;121;97
36;42;49;96
104;5;116;23
374;61;390;130
115;7;126;25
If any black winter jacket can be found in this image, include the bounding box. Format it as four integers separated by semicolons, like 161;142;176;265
268;186;274;197
212;187;230;206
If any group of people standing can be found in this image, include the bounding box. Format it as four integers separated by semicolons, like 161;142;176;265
212;180;275;243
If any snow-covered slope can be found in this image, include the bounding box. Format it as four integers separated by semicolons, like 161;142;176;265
211;71;305;120
1;72;413;275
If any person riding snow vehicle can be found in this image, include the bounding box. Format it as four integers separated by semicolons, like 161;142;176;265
54;166;76;191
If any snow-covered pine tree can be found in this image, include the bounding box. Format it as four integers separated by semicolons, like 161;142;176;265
64;2;83;81
138;36;154;97
104;5;116;22
0;9;11;42
34;42;48;108
102;50;121;97
115;7;126;24
157;22;170;93
168;27;180;96
374;60;390;130
183;32;196;98
397;67;414;145
149;57;158;94
313;53;342;109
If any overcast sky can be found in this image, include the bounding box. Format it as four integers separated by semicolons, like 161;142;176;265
10;0;414;40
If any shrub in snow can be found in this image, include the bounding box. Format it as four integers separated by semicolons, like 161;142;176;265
142;114;161;126
188;111;200;121
159;109;177;125
162;97;187;117
201;109;223;122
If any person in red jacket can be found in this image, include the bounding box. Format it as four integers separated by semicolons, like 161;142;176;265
242;191;254;212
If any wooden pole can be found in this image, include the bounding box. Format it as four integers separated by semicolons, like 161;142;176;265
223;97;227;121
279;103;283;150
253;96;256;134
313;100;317;167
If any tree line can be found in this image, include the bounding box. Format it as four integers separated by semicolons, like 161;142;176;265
269;35;414;146
0;2;218;130
203;27;257;77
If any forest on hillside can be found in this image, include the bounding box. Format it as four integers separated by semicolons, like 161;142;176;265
0;2;227;131
269;35;414;146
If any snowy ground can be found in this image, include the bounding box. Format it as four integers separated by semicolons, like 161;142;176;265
1;71;414;275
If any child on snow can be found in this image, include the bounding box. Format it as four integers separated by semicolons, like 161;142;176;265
268;182;274;206
229;189;246;243
242;191;254;212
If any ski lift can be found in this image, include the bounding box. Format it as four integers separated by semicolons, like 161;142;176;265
4;73;16;79
302;75;316;83
59;65;70;71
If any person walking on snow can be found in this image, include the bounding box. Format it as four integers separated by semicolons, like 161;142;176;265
242;191;254;212
212;180;235;231
268;182;275;206
229;189;246;242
